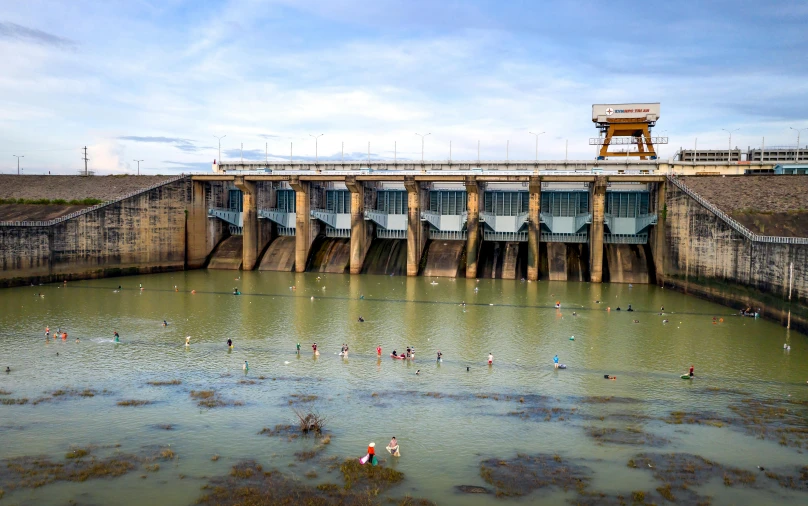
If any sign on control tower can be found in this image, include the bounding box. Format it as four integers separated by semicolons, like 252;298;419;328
590;103;666;160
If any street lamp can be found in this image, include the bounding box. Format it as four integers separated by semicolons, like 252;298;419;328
528;131;545;162
721;128;739;165
13;155;23;175
790;127;808;162
309;134;324;163
415;132;431;163
133;159;143;176
213;135;226;164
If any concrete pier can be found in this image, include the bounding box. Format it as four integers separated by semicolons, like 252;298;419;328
653;181;667;285
290;177;311;273
404;177;425;276
186;180;209;269
234;177;259;270
346;176;368;274
465;177;480;278
590;177;607;283
527;176;541;281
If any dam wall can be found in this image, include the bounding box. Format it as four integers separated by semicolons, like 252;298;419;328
0;176;195;287
664;178;808;333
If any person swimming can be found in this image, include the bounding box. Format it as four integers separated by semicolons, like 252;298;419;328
437;350;442;362
626;304;634;312
415;370;420;375
604;375;617;380
185;336;191;346
376;345;382;356
162;320;168;326
243;360;249;371
233;288;241;295
5;366;9;373
488;353;494;365
358;316;364;322
392;350;398;357
227;338;233;348
113;331;119;343
616;307;621;311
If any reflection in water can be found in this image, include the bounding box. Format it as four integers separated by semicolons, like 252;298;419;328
0;270;806;505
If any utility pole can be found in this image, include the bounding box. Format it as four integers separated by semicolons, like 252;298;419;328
13;154;24;175
82;146;89;176
415;132;431;163
213;135;226;164
133;159;143;176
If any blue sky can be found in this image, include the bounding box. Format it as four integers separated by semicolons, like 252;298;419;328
1;0;806;174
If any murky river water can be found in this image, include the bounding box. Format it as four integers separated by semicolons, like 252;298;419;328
1;271;806;505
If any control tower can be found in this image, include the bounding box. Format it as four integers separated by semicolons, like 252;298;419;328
591;103;667;160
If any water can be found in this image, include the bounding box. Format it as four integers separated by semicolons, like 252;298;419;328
1;271;806;505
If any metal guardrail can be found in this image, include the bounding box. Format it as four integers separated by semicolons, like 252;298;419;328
0;175;188;227
667;175;808;245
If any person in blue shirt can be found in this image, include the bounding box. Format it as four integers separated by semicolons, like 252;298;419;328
553;355;559;369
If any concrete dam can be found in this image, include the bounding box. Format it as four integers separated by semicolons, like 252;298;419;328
0;164;806;333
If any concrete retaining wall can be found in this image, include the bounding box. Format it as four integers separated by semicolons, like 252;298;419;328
0;178;197;287
664;183;808;333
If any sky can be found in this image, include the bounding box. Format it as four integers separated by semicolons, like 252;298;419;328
0;0;807;174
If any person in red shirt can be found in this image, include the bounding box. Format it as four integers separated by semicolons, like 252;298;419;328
689;365;694;377
376;345;382;356
367;442;376;465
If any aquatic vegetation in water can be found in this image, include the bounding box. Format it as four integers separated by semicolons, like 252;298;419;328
146;379;181;386
154;424;174;431
197;460;425;506
626;452;761;504
479;454;592;498
585;426;669;447
455;485;491;494
117;399;153;407
763;466;808;491
31;388;109;405
189;389;244;408
287;393;318;404
0;398;28;405
0;389;11;395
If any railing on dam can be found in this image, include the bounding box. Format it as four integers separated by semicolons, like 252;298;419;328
0;175;188;227
667;175;808;245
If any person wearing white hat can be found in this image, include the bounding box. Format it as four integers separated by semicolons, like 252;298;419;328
368;442;377;466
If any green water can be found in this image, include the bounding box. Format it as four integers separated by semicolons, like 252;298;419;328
1;271;806;505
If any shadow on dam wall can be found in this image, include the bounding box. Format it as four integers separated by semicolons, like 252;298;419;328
207;236;243;270
258;236;296;271
306;236;351;273
420;240;466;278
540;242;590;281
361;239;406;276
603;243;656;284
478;241;527;279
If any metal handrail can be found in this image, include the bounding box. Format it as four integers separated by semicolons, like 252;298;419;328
667;175;808;245
0;175;188;227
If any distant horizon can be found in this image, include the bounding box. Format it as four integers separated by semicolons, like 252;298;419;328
1;0;806;175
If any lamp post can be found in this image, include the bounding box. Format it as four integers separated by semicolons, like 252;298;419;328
528;131;545;162
213;135;226;164
13;155;24;175
721;128;739;164
309;134;324;163
790;127;808;162
415;132;431;163
133;159;143;176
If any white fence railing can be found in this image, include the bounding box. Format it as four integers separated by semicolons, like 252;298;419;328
0;175;188;227
667;175;808;245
